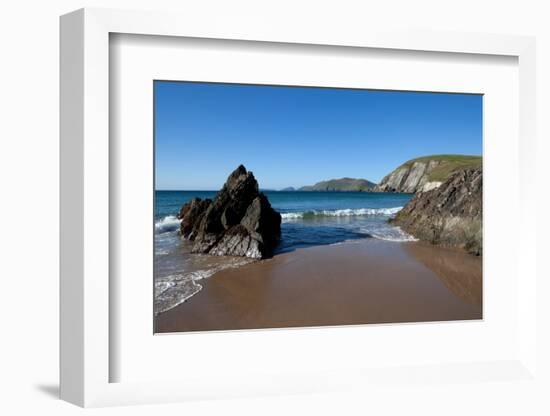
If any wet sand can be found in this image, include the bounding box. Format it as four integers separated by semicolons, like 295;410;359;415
155;239;482;333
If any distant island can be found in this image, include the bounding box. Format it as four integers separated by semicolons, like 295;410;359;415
279;187;296;191
298;177;376;192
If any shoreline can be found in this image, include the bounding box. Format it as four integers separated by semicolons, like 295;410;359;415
155;238;482;333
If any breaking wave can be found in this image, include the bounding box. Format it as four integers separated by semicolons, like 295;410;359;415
281;206;402;220
365;227;418;242
155;215;180;233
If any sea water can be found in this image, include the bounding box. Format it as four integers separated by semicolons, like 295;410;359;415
155;191;415;313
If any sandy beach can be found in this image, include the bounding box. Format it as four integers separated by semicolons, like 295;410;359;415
155;239;482;333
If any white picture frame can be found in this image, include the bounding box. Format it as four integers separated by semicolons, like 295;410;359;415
60;7;538;407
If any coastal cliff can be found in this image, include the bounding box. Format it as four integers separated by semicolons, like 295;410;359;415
391;166;482;255
177;165;281;259
299;177;376;192
375;155;482;193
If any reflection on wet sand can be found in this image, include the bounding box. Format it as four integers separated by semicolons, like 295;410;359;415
403;242;482;306
156;238;482;333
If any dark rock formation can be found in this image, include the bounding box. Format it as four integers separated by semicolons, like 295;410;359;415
391;167;482;255
177;165;281;259
177;198;212;239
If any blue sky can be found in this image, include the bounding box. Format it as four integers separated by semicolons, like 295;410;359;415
155;81;482;190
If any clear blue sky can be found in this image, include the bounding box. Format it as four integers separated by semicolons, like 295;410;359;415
155;81;482;190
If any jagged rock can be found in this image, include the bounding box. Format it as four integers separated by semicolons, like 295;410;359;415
240;194;282;248
208;225;262;258
178;165;281;259
391;167;482;255
178;197;211;239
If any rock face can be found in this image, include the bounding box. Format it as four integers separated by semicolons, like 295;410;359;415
391;167;482;255
299;177;376;192
178;198;212;239
375;155;482;193
177;165;281;259
376;159;443;193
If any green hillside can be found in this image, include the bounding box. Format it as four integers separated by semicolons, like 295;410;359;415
401;154;482;182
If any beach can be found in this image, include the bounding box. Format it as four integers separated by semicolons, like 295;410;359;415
154;190;417;314
155;238;482;333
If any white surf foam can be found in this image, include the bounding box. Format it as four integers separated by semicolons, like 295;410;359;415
155;215;181;233
281;206;403;220
362;226;418;242
155;274;203;314
154;257;255;314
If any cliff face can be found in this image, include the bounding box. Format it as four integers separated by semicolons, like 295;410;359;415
375;155;482;193
299;178;376;192
391;167;482;255
376;160;444;193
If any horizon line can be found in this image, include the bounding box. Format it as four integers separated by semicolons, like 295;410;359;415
155;154;482;192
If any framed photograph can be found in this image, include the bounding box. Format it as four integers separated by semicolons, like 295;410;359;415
60;8;538;407
152;81;484;333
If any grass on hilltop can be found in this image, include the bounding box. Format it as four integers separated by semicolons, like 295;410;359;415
400;154;482;182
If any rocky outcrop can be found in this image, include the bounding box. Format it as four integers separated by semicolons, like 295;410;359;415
178;198;212;239
177;165;281;259
375;155;482;193
299;177;376;192
391;167;482;255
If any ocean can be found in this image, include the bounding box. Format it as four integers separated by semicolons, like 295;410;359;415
154;190;415;313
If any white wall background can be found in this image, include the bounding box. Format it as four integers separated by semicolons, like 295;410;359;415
0;0;548;414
